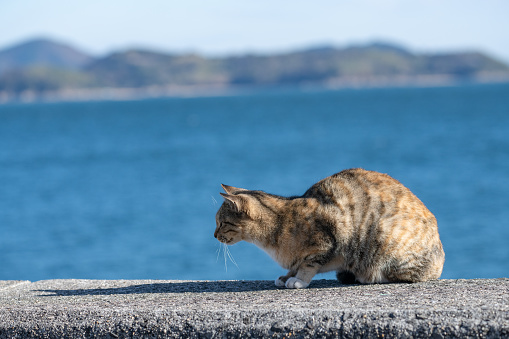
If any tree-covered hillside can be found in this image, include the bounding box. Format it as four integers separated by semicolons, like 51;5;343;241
1;39;508;100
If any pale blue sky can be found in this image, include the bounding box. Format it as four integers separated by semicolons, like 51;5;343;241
1;0;509;62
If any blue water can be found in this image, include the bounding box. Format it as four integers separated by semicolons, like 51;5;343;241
1;83;508;281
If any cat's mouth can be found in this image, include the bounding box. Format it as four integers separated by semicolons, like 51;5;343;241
217;235;238;245
215;229;240;245
217;235;230;244
220;238;233;244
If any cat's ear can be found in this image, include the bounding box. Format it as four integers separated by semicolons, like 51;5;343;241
220;192;246;212
221;184;247;195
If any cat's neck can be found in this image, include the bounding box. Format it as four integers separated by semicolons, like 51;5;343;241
245;195;318;245
244;195;318;269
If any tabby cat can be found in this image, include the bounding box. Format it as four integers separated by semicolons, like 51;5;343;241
214;168;444;289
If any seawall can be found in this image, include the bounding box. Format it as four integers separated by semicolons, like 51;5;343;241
1;279;508;338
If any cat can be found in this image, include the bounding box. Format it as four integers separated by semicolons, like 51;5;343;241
214;168;445;289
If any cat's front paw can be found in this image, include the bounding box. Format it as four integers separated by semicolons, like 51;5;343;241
275;277;286;287
285;277;309;289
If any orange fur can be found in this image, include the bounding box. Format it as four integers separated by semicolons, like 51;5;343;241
214;168;445;289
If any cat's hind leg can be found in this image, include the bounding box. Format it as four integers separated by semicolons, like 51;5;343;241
336;270;358;284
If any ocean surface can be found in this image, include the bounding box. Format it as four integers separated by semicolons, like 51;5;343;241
1;83;508;282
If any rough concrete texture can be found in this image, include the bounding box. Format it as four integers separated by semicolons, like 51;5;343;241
0;279;508;338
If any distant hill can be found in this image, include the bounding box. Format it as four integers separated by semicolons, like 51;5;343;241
1;38;508;101
85;42;509;87
221;43;509;85
0;38;93;74
85;49;226;87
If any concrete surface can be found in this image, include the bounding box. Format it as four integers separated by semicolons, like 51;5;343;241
0;279;508;338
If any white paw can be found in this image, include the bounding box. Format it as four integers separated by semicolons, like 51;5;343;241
275;277;286;287
285;277;309;289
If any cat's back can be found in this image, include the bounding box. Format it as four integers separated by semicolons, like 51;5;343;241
304;168;444;283
330;168;436;220
305;168;413;204
305;168;437;227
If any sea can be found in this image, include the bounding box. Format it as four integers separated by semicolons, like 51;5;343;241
1;83;508;282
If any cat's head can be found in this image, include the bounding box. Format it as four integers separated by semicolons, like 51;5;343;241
214;184;269;245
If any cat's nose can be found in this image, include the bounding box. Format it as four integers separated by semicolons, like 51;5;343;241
214;229;218;238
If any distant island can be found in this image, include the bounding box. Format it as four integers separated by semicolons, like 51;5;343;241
1;38;509;103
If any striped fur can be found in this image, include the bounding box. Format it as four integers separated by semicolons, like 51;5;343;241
214;168;445;289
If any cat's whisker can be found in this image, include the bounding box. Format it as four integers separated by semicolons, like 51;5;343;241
211;195;218;205
225;245;239;268
215;243;222;263
223;243;228;272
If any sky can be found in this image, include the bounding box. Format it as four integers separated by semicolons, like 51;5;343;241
1;0;509;63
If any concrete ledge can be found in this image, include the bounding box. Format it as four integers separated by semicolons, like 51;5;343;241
1;279;508;338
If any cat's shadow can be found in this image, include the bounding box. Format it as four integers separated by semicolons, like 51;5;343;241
38;279;346;296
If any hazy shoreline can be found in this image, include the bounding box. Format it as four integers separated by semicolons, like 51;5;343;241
2;72;509;104
3;39;509;104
